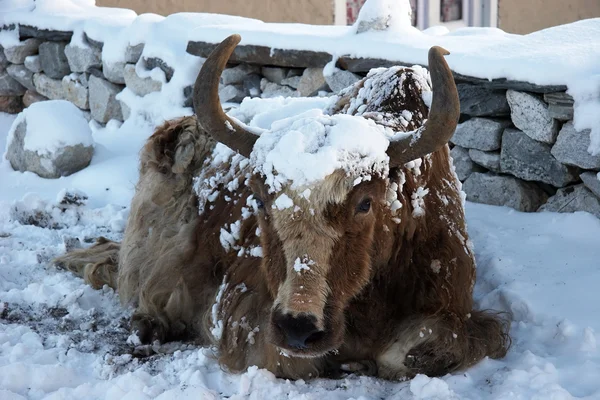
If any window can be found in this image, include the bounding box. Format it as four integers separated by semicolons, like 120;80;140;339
343;0;497;30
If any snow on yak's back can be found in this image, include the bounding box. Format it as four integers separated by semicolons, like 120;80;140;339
55;34;509;380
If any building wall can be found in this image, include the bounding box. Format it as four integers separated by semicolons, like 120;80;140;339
498;0;600;34
96;0;335;24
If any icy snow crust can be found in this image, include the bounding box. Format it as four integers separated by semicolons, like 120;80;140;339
1;0;599;153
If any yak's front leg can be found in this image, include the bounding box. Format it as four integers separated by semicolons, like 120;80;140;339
376;311;509;380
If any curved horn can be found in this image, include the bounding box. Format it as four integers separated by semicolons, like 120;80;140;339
193;34;257;158
386;46;459;167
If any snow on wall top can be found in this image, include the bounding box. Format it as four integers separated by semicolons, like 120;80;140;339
1;0;599;154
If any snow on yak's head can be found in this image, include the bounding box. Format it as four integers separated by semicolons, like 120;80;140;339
193;34;459;357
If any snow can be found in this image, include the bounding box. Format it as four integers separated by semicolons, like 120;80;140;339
4;100;93;157
1;1;600;397
251;109;391;193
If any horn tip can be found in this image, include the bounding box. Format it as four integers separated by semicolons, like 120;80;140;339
429;46;450;57
225;34;242;46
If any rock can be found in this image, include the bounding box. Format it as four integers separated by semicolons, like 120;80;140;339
260;78;298;99
457;84;510;117
83;33;103;50
102;60;126;84
297;68;327;97
539;185;600;218
183;85;193;108
463;172;547;212
0;71;26;95
325;70;361;93
450;117;510;151
261;66;289;84
33;73;64;100
22;90;48;107
3;38;42;64
120;100;131;120
24;55;42;73
580;172;600;199
187;41;332;68
125;43;144;63
38;42;71;79
18;25;72;42
88;75;123;123
501;128;578;187
5;100;94;178
0;96;24;113
0;49;8;72
62;74;89;109
506;90;559;144
219;84;246;103
7;64;34;90
468;149;501;172
281;75;301;89
551;122;600;169
450;146;484;181
64;43;101;73
220;63;260;85
144;57;174;82
123;64;162;97
243;74;262;98
543;92;574;121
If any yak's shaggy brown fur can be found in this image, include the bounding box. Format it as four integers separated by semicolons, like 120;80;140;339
54;39;510;381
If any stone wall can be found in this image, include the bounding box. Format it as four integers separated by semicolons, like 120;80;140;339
1;23;599;218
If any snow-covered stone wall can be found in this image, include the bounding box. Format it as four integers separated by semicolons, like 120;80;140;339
1;2;599;218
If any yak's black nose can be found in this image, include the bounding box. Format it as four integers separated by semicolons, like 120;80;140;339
273;312;324;349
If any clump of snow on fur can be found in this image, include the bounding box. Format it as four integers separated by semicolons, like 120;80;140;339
211;278;228;340
251;109;391;193
293;256;315;274
5;100;93;157
274;193;294;210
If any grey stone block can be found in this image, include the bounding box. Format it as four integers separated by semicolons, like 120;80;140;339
0;71;26;95
260;78;298;99
123;63;161;97
102;60;126;84
457;84;510;117
450;145;484;181
6;112;94;179
450;117;511;151
33;73;64;100
3;38;42;64
468;148;501;173
501;128;579;187
325;70;361;93
539;185;600;219
65;43;101;73
543;92;574;121
38;41;71;79
22;89;48;107
551;122;600;169
24;55;42;73
463;172;548;212
506;90;559;143
62;74;89;109
580;172;600;199
261;66;289;85
297;67;327;96
220;63;260;85
7;64;34;91
88;75;123;123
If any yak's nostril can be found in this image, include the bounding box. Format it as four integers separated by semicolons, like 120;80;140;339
274;312;323;349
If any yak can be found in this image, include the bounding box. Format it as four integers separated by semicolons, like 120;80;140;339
55;34;509;380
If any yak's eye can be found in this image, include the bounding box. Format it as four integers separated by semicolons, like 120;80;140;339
255;197;265;209
357;198;372;213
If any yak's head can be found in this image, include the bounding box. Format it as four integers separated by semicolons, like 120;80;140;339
193;35;459;357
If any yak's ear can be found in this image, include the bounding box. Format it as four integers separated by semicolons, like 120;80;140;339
171;131;196;174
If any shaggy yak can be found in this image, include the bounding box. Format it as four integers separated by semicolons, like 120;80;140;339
55;34;509;380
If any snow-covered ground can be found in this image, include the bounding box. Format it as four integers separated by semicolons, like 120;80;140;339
2;87;600;400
